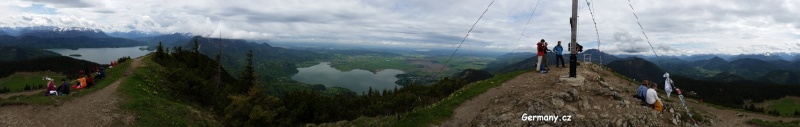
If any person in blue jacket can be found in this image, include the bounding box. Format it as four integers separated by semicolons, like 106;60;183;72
554;41;566;68
636;80;650;104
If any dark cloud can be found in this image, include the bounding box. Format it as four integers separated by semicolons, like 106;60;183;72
24;0;94;8
611;32;650;53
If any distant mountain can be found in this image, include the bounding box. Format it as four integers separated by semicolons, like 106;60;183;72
492;55;536;73
767;59;793;71
727;58;779;80
578;49;620;65
135;33;193;47
0;26;144;49
482;52;536;73
107;31;162;38
606;57;666;83
678;54;731;61
758;70;800;85
0;36;143;49
728;53;792;61
1;26;110;38
0;46;62;62
693;56;729;71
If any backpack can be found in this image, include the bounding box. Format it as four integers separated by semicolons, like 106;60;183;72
654;100;664;111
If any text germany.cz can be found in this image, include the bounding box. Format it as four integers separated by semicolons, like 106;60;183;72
520;113;572;123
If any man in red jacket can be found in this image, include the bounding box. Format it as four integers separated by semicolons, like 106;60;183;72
536;39;546;72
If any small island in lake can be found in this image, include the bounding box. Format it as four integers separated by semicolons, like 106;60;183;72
68;54;82;57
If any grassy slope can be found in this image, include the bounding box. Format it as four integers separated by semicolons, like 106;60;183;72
117;54;220;126
0;59;130;105
747;119;800;127
765;97;800;116
0;71;64;92
321;70;529;126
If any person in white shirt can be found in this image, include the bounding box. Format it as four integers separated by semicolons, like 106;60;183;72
646;82;660;105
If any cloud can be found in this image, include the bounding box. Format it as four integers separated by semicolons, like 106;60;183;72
22;0;93;8
606;32;650;54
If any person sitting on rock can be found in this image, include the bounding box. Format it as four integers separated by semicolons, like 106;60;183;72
636;80;650;104
646;82;664;111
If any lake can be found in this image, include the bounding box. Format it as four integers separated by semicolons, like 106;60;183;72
291;62;404;95
46;46;152;64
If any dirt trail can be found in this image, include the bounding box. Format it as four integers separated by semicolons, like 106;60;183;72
0;58;141;126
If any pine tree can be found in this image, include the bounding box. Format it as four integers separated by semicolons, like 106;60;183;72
155;41;165;60
794;110;800;116
234;50;257;94
24;84;30;91
224;85;285;126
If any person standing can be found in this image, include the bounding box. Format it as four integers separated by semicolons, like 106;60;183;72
542;42;550;71
536;39;546;72
663;72;674;98
554;41;565;68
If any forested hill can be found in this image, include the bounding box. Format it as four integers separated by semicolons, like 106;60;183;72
180;36;329;79
0;56;99;79
0;46;62;62
606;57;666;83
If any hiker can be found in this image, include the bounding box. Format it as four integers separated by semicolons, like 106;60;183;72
536;39;547;73
73;76;87;90
86;74;94;88
646;82;663;111
663;72;674;98
542;41;549;68
45;80;57;96
95;67;106;80
57;79;70;95
636;80;650;104
554;41;565;68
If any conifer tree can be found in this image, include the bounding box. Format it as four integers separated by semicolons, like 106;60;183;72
155;42;165;60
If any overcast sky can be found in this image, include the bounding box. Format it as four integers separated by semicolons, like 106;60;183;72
1;0;799;55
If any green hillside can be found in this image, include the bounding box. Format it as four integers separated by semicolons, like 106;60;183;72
0;71;64;93
0;46;61;62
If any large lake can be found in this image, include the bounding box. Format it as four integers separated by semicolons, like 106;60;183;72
291;62;404;94
46;46;152;64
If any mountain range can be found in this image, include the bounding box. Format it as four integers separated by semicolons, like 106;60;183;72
0;26;143;49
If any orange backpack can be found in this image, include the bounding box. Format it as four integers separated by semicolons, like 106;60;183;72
654;100;664;111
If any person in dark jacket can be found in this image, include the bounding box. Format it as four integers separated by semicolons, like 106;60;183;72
57;79;70;95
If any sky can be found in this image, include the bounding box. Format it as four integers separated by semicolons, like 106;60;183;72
1;0;799;55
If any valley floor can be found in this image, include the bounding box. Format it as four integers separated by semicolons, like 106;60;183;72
0;58;140;126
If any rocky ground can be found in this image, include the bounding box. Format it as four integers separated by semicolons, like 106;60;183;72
440;63;712;127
